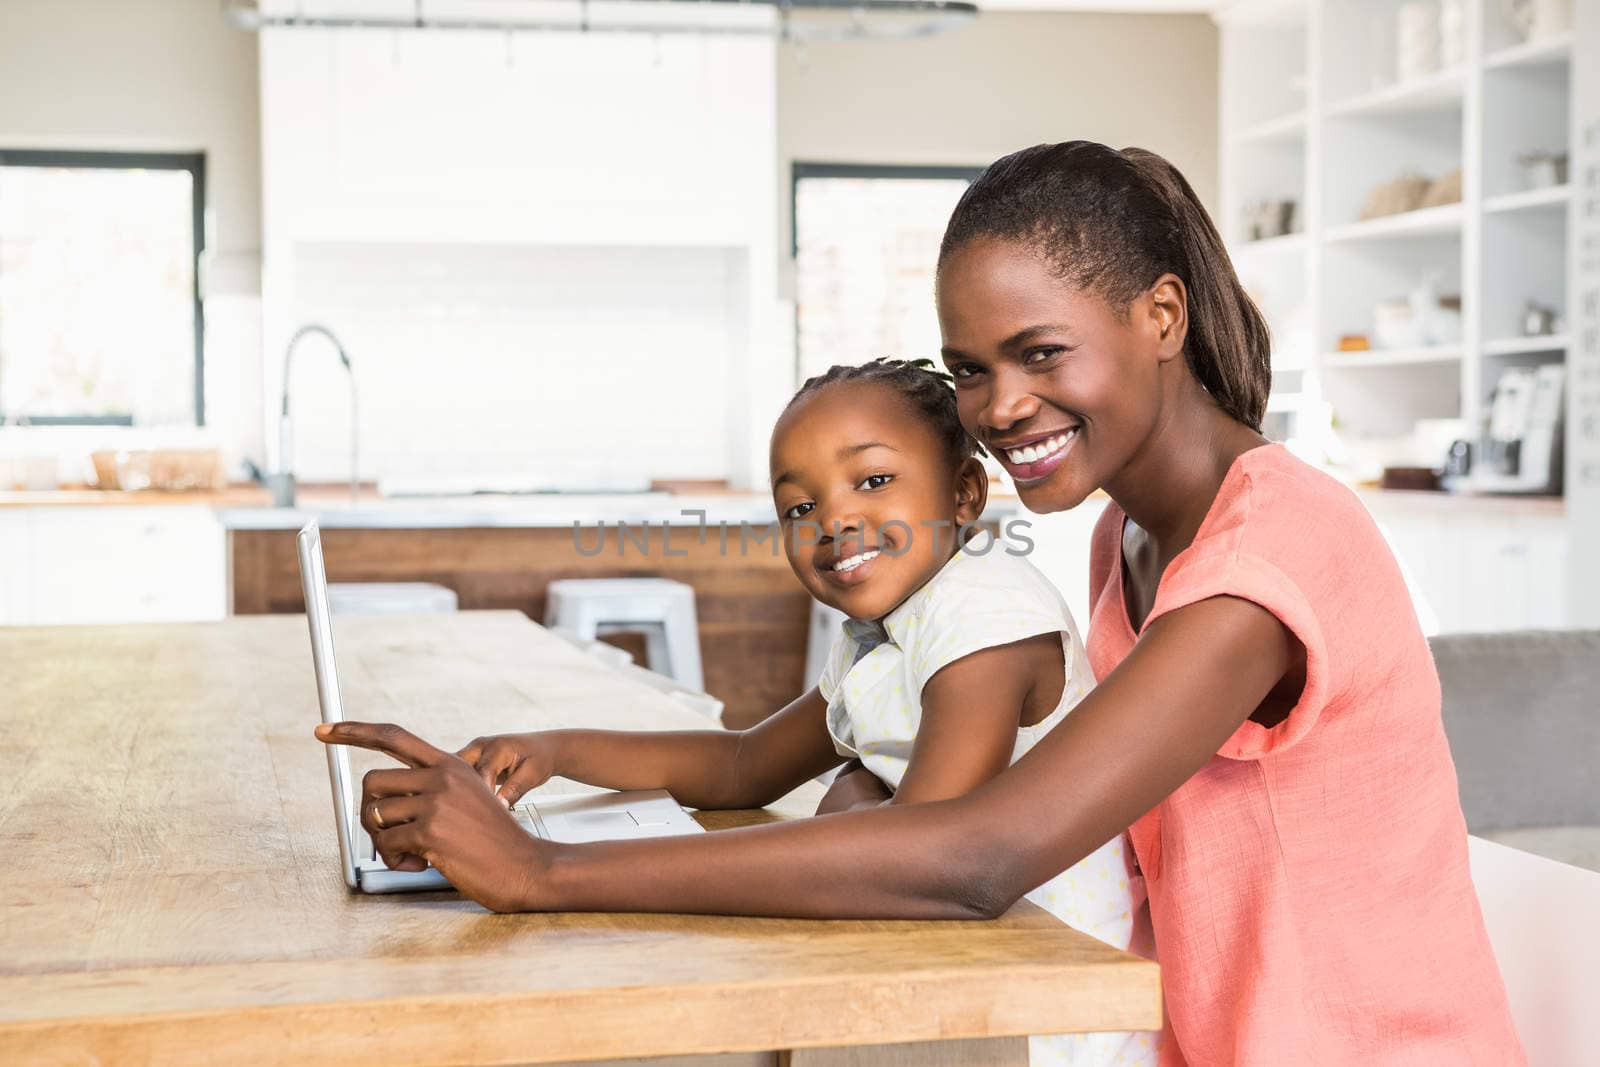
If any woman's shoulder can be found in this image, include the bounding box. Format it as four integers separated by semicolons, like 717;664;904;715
1196;444;1382;567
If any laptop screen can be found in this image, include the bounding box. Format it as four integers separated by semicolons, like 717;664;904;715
296;521;362;888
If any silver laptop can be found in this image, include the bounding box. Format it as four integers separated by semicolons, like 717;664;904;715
296;520;703;894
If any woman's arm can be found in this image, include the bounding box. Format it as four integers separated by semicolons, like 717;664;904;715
466;687;842;811
324;595;1295;917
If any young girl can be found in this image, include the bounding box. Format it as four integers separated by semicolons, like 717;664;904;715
321;141;1524;1063
453;357;1151;1065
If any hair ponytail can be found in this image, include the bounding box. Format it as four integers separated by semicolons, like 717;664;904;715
939;142;1273;430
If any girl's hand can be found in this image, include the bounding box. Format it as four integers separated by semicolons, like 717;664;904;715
456;732;558;807
815;759;893;814
314;721;547;913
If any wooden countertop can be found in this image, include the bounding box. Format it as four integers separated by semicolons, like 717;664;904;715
0;484;274;507
0;612;1161;1066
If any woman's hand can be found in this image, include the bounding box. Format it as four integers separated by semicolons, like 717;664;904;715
815;759;893;814
314;721;547;913
456;733;558;807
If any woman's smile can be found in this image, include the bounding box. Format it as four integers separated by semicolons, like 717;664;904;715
990;426;1081;486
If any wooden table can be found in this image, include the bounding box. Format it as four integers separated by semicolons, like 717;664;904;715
0;612;1161;1066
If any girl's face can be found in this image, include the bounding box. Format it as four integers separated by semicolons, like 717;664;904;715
769;381;985;621
936;238;1183;513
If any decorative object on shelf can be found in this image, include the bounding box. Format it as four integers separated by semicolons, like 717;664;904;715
1457;364;1566;494
1518;151;1569;190
1380;466;1443;491
1419;168;1463;209
1359;172;1432;220
1521;301;1562;337
0;454;60;492
1397;2;1441;83
89;449;226;493
1439;0;1466;66
1372;277;1462;349
1337;334;1372;352
1244;199;1297;241
1501;0;1573;43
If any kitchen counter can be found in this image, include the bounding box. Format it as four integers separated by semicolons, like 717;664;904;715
1354;487;1566;516
217;491;781;530
0;485;273;508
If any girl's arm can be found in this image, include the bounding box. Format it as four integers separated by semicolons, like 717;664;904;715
819;632;1063;812
323;594;1296;917
464;687;842;812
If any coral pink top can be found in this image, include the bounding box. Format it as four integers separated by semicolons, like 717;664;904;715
1086;444;1523;1065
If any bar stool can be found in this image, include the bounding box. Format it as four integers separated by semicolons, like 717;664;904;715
803;599;850;691
328;582;458;615
544;578;704;691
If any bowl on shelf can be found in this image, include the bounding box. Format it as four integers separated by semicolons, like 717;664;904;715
90;449;226;492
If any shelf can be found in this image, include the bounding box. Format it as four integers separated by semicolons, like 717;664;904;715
1322;346;1462;369
1484;33;1572;71
1324;203;1464;243
1483;335;1569;356
1326;67;1465;119
1233;232;1307;255
1233;110;1308;146
1484;185;1572;215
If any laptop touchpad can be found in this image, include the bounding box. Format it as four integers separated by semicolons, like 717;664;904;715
543;810;641;843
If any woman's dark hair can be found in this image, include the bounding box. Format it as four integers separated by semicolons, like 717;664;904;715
937;141;1271;430
787;358;983;469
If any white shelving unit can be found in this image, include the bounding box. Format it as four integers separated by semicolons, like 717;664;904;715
1216;0;1576;462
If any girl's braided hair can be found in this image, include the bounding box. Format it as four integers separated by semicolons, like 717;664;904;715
787;357;984;469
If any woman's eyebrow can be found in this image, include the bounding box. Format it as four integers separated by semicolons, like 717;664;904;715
999;324;1074;350
941;325;1075;360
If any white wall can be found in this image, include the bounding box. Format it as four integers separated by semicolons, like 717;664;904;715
777;12;1221;253
258;27;782;488
0;0;265;470
0;3;1220;491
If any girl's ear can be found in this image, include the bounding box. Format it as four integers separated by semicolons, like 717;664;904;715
1146;273;1189;364
953;456;988;530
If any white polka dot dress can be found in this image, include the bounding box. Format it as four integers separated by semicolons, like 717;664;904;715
816;548;1159;1067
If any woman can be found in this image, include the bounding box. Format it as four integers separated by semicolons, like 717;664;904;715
319;142;1522;1063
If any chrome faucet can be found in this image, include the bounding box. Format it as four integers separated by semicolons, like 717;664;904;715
269;324;359;507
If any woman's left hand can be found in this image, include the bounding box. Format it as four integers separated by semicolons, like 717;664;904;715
314;721;547;912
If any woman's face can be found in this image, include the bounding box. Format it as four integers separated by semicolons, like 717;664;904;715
936;238;1179;513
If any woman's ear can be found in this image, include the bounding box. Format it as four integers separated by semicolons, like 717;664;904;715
1146;273;1189;364
953;456;988;531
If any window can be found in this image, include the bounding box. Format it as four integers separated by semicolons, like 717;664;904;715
791;163;983;387
0;150;205;426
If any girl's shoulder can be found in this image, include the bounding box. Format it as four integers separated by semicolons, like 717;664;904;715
906;544;1071;622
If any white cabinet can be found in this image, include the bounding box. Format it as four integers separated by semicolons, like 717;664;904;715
1023;492;1567;638
0;512;30;625
5;507;226;625
1364;495;1569;634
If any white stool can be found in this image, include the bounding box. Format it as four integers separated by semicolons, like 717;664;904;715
328;582;458;615
544;578;704;691
546;623;724;722
1468;836;1600;1064
803;599;849;691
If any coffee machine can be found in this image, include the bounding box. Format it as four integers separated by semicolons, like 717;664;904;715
1444;364;1565;495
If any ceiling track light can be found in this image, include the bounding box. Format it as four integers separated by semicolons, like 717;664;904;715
223;0;979;42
